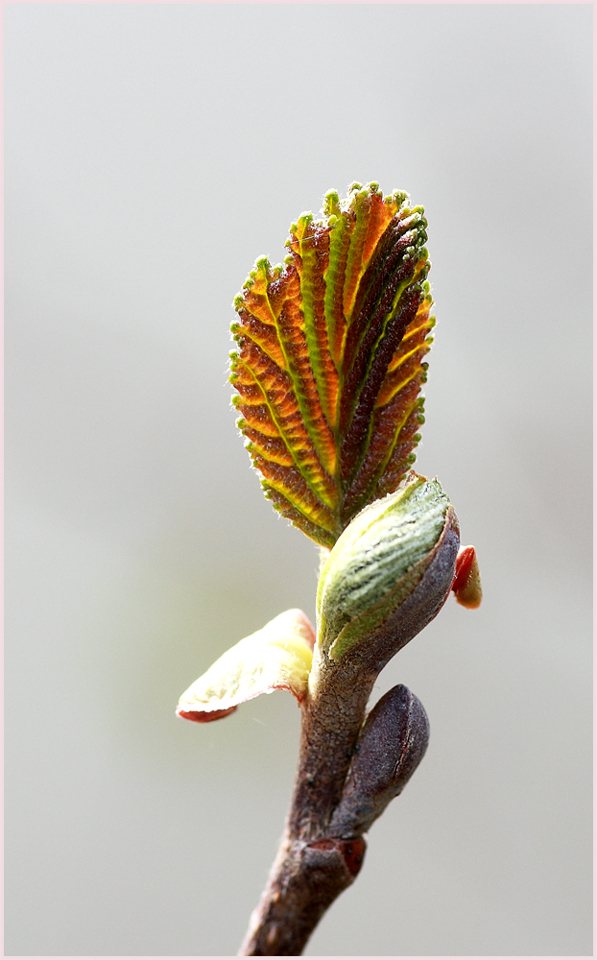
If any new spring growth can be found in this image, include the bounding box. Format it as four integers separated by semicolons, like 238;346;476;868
176;609;315;723
316;472;456;662
176;183;483;956
176;472;473;724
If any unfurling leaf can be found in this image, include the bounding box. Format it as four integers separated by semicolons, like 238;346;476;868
176;609;315;723
230;182;434;547
316;471;456;661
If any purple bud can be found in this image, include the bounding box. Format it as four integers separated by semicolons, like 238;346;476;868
330;684;429;836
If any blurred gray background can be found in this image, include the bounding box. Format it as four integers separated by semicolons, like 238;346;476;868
5;4;592;956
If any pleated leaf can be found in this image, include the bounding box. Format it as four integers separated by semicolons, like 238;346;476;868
230;182;435;547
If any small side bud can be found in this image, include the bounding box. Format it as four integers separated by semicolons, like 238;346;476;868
330;684;429;836
304;836;366;880
452;545;482;608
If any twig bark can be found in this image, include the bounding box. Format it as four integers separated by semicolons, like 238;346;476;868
238;515;459;956
238;663;374;956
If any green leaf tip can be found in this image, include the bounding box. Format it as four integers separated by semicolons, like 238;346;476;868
231;183;435;547
316;472;455;660
323;190;341;218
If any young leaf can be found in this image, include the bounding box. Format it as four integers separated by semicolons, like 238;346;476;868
177;609;315;723
315;472;456;661
230;182;434;547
